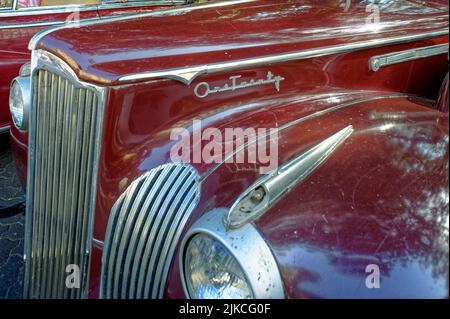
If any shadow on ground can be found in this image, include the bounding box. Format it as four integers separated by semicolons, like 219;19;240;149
0;134;25;299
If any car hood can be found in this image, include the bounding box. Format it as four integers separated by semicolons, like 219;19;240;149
32;0;449;85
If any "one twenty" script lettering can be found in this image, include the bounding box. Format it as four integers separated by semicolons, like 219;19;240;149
194;71;285;98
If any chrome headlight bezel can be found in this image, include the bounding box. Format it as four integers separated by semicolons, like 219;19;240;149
180;208;285;299
9;75;31;132
19;62;31;77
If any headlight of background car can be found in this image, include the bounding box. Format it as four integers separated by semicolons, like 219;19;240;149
9;75;31;132
180;208;285;299
184;233;253;299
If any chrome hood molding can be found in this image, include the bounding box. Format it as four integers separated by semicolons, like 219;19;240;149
119;30;449;85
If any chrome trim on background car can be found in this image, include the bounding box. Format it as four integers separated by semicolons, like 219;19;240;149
180;208;285;299
119;30;449;85
0;18;98;30
369;43;449;71
226;125;354;229
0;1;184;17
1;4;99;17
0;1;186;29
97;1;186;11
23;49;106;298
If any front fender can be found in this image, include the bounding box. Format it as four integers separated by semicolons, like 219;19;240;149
91;88;448;298
167;92;449;298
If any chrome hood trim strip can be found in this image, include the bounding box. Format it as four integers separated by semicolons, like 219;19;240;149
118;29;449;85
0;1;186;18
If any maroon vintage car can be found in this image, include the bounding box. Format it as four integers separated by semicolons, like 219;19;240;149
0;0;190;136
8;0;449;298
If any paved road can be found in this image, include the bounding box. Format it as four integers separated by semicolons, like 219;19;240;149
0;135;25;299
0;208;24;299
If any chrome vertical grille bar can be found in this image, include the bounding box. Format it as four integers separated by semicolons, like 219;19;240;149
52;77;68;298
49;75;64;297
24;57;104;298
36;70;49;298
79;92;98;297
42;73;57;298
65;89;84;299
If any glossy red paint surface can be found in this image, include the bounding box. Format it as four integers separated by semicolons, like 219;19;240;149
35;0;449;85
97;4;170;17
9;129;27;186
88;243;103;299
92;92;449;298
90;85;449;298
253;98;448;298
13;0;450;298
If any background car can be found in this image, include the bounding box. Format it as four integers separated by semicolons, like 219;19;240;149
0;0;189;136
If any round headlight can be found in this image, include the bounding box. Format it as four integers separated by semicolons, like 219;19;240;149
181;208;285;299
9;76;30;132
184;233;253;299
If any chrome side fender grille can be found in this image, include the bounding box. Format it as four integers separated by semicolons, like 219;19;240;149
100;163;200;299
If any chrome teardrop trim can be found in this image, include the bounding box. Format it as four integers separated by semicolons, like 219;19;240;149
225;125;354;229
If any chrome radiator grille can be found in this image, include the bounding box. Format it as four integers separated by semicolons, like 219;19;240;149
24;68;102;299
101;164;200;299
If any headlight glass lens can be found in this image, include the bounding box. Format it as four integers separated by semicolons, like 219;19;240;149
184;234;253;299
9;81;24;129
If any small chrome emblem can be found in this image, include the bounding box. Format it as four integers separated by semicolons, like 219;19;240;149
194;71;285;98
